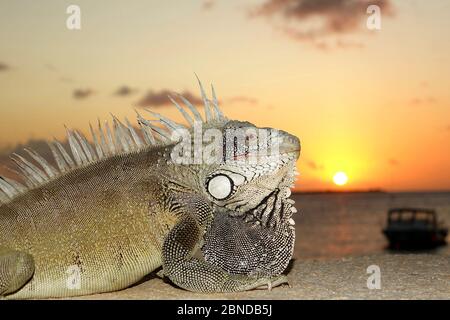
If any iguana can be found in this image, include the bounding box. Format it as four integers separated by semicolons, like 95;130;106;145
0;79;300;299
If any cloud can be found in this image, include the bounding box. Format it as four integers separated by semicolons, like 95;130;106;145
0;139;62;180
44;63;57;72
409;97;422;106
202;0;215;11
136;89;203;107
73;88;95;99
409;96;437;106
227;96;259;105
250;0;394;49
0;139;53;163
388;158;399;166
114;86;137;97
425;96;436;104
305;160;324;170
0;62;10;71
420;81;429;88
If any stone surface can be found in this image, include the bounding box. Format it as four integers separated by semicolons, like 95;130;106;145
74;254;449;300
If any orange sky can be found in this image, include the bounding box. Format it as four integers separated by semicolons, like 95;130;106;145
0;0;449;191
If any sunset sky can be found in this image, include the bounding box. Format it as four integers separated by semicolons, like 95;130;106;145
1;0;450;191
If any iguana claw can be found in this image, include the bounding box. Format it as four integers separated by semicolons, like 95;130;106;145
254;275;289;291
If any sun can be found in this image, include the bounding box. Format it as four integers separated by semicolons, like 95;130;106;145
333;171;348;186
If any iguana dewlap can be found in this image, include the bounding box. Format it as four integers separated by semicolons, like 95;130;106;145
0;79;300;299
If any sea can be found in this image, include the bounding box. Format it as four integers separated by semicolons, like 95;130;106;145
292;192;450;260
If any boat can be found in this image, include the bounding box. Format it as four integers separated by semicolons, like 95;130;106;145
383;207;448;250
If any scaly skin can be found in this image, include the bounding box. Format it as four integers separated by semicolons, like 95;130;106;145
1;148;173;298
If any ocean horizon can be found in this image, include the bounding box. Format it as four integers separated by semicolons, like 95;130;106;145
292;191;450;260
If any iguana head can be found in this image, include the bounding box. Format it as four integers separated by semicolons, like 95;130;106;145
198;119;300;225
198;119;300;277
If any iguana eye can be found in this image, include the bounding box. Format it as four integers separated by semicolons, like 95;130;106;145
207;174;234;200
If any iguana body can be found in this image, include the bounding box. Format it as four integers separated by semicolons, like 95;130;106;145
0;79;300;299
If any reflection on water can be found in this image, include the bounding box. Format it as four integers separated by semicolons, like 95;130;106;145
292;192;450;260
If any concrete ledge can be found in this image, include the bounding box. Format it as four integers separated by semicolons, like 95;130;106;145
75;254;449;300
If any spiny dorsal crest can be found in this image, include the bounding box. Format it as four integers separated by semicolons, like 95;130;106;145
0;79;227;205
